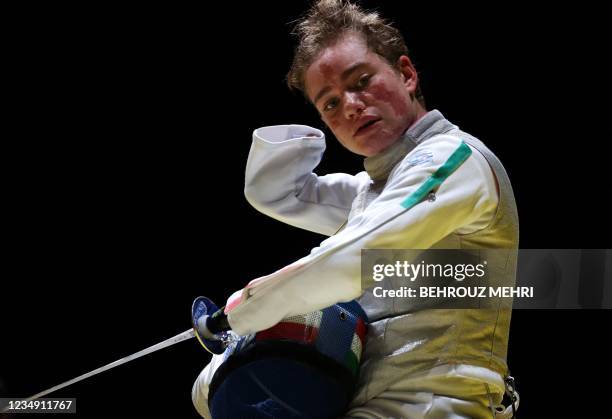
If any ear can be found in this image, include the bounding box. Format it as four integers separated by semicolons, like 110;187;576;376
397;55;418;94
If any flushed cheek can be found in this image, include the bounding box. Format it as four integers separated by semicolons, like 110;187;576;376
367;82;409;118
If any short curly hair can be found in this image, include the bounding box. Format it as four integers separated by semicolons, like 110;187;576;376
287;0;425;107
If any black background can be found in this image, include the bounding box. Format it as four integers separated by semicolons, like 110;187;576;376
1;2;610;417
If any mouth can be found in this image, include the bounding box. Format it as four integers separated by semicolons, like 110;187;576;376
355;118;382;137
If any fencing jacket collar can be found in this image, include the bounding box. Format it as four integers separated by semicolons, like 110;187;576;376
363;109;457;181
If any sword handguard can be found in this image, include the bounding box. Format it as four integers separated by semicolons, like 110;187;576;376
191;296;231;355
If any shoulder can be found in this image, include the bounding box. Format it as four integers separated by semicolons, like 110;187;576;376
393;134;472;176
390;133;498;202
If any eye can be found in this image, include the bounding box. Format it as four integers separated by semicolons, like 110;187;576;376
355;74;371;89
323;97;339;112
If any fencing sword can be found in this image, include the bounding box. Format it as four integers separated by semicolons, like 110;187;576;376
1;296;232;413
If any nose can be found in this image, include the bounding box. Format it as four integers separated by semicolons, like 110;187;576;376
343;91;365;120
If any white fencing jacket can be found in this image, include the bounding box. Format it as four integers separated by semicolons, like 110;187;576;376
192;110;519;416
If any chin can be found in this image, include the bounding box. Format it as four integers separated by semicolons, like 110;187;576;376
346;134;395;157
358;144;384;157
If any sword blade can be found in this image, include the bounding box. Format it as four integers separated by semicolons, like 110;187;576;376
23;328;195;403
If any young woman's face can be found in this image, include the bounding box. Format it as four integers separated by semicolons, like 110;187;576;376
305;33;423;157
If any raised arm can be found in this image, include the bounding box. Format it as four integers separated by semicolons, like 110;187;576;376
244;124;370;236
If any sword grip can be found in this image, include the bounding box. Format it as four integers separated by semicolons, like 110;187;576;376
207;309;230;334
